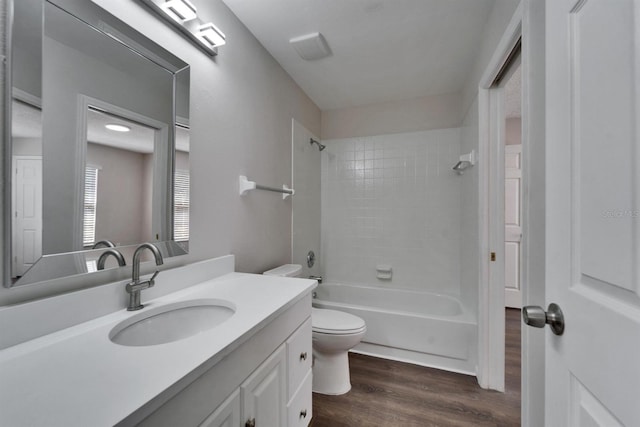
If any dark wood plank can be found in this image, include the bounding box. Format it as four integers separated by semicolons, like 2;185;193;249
311;308;521;426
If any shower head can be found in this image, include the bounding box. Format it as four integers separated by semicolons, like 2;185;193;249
310;138;326;151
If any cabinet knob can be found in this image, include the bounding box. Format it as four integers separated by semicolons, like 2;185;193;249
300;409;307;419
300;352;308;361
245;418;256;427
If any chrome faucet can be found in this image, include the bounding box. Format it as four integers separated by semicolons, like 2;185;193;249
92;240;115;249
97;248;126;270
126;243;164;311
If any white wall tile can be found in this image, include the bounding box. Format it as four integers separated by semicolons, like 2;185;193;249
321;128;462;296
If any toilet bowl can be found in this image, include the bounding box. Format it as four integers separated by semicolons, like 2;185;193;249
263;264;367;395
311;307;366;395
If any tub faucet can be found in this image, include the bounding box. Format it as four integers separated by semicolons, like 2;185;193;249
309;275;323;284
97;248;126;270
126;243;164;311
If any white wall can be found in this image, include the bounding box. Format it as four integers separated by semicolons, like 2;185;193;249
86;143;147;247
0;0;320;305
321;128;462;295
321;93;462;140
291;120;321;278
12;0;42;99
12;138;42;156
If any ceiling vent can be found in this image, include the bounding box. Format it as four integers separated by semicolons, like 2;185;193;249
289;32;332;61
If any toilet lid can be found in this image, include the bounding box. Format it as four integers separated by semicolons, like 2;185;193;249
312;308;366;334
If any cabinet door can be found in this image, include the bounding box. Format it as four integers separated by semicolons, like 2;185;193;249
241;345;286;427
199;389;240;427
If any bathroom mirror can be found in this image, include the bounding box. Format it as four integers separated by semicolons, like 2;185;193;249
4;0;190;287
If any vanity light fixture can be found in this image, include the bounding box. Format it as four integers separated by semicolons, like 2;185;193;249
138;0;226;56
160;0;197;23
105;123;131;132
195;23;226;49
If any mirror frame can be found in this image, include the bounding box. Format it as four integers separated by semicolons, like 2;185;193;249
4;0;191;288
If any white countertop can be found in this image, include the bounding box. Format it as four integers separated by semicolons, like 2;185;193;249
0;272;316;427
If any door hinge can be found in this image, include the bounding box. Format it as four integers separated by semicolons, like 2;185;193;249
490;252;496;262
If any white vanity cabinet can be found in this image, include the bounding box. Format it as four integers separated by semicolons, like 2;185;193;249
129;293;313;427
206;319;313;427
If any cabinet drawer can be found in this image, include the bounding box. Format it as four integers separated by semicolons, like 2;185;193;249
286;317;312;399
287;370;312;427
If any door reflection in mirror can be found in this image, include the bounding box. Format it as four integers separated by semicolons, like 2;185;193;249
11;98;43;281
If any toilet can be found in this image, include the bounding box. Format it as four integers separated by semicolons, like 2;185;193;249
263;264;366;395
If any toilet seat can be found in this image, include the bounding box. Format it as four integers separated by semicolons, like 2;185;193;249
312;308;366;335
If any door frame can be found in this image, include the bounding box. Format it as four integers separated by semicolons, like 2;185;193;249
477;2;547;425
477;2;523;393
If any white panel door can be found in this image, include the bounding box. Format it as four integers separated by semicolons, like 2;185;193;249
505;144;522;308
544;0;640;425
12;157;43;277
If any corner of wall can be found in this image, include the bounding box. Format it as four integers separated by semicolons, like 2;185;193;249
460;0;522;115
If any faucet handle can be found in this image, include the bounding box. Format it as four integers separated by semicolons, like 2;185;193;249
149;270;160;286
126;272;158;294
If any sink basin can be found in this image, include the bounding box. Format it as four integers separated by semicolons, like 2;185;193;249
109;299;236;347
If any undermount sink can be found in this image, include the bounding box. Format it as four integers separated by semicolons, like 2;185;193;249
109;299;236;347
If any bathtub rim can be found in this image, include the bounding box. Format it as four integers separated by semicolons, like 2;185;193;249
313;281;477;324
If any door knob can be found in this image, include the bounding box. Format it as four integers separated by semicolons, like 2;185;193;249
522;303;565;335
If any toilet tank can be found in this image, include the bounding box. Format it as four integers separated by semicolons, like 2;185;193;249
263;264;302;277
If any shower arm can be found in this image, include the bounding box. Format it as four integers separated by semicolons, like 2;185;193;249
310;138;326;151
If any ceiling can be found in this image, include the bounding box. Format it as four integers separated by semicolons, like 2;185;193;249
12;100;190;153
87;109;157;154
222;0;496;110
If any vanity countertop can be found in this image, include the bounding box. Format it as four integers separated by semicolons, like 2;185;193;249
0;272;316;426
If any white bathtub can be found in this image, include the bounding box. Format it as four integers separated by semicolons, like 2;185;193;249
313;282;477;375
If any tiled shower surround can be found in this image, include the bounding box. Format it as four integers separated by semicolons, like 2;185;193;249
321;128;463;295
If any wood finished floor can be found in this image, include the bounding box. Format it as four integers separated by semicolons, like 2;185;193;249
311;309;521;427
